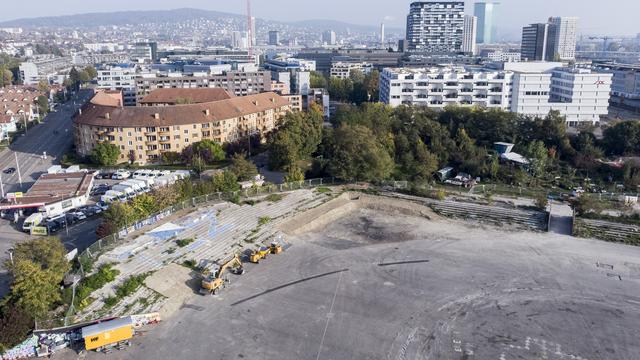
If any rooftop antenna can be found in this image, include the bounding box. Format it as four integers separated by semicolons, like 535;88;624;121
247;0;253;59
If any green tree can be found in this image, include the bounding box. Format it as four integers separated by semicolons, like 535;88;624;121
37;80;50;93
161;151;181;165
1;69;13;87
84;65;97;79
103;202;137;229
90;142;121;165
229;153;258;181
6;237;70;280
36;95;49;115
192;139;225;162
130;194;158;218
191;154;206;174
10;259;63;318
211;171;240;193
0;303;34;352
310;71;327;88
284;166;305;183
572;195;603;216
525;140;549;180
267;108;323;170
327;125;393;181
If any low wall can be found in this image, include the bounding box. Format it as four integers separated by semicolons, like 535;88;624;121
573;217;640;245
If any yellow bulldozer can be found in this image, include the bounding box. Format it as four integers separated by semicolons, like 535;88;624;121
249;243;283;263
200;254;244;295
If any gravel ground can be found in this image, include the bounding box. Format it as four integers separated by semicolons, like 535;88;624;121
59;208;640;360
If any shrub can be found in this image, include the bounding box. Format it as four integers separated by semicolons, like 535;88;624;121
176;238;195;247
315;187;331;194
0;302;34;352
258;216;271;226
265;193;285;202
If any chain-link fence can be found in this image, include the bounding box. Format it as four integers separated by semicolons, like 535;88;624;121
76;177;338;275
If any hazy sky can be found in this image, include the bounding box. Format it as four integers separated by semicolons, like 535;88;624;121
2;0;639;36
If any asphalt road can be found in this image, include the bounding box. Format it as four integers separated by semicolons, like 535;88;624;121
0;89;94;194
0;90;95;297
71;208;640;360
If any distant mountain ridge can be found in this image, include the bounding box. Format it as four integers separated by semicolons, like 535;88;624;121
0;8;401;33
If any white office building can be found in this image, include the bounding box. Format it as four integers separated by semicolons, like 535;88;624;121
380;62;612;126
330;62;373;79
96;64;139;106
548;17;578;61
405;1;465;53
487;51;521;62
462;15;478;55
322;30;337;46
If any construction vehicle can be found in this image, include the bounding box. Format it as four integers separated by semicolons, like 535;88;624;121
249;243;283;263
200;254;244;295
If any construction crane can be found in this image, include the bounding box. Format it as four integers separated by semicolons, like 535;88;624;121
588;36;613;52
200;254;244;295
249;243;283;263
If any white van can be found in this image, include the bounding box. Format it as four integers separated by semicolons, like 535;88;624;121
112;170;131;180
22;213;44;232
101;190;124;203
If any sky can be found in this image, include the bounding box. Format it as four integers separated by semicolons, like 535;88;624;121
2;0;639;37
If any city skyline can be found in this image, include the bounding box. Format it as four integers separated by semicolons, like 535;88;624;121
1;0;638;37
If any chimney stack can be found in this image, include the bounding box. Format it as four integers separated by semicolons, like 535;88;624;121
205;109;210;116
154;113;160;119
105;112;110;119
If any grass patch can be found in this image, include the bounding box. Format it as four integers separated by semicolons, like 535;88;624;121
182;259;198;270
258;216;271;226
164;247;176;255
176;238;195;247
243;199;260;206
264;193;285;202
315;187;332;194
66;264;120;310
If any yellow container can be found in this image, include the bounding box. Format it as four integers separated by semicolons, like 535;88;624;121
82;316;134;351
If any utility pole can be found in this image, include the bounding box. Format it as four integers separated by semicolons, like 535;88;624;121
14;152;22;187
0;172;4;198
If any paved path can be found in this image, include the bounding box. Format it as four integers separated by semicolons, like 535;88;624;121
548;201;574;235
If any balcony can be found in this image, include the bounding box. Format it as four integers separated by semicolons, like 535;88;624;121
459;89;473;93
474;94;488;99
430;88;443;93
475;82;489;87
489;88;503;93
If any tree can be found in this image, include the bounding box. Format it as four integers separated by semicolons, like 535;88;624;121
267;109;323;170
191;154;206;175
84;66;97;79
1;69;13;87
37;80;50;93
103;202;137;229
525;140;549;180
211;171;240;193
36;95;49;115
572;195;602;216
192;140;225;163
161;151;181;165
6;237;70;281
229;153;258;181
67;67;80;90
130;194;158;218
10;259;63;318
535;194;549;211
310;71;328;88
90;142;121;166
0;302;34;352
284;166;305;183
327;125;393;182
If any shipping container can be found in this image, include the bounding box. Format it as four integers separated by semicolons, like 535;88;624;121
81;316;134;351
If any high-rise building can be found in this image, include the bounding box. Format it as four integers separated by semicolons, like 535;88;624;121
405;1;465;53
380;23;385;48
521;23;551;61
474;2;498;44
232;31;247;49
548;17;578;61
268;30;280;46
132;42;158;62
250;16;256;46
462;15;478;55
322;30;337;45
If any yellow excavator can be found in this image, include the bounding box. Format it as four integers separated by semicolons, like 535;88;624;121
200;254;244;295
249;243;283;263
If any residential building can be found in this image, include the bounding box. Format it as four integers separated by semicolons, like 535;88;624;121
297;49;402;74
322;30;337;46
18;56;73;85
474;2;498;44
73;91;292;165
380;66;513;110
265;58;317;72
405;1;465;53
96;64;138;106
268;31;280;46
0;86;44;136
547;17;578;61
330;61;373;79
134;70;272;103
487;51;521;62
521;23;552;61
462;15;478;55
380;63;612;126
138;88;232;106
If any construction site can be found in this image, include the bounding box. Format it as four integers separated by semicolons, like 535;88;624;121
48;188;640;360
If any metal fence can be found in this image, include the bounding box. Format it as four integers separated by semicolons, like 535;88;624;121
76;177;337;273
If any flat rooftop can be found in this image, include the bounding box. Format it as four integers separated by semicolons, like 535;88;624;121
1;172;94;208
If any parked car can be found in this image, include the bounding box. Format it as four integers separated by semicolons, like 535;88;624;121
96;201;109;211
3;167;16;174
95;172;113;180
46;221;61;233
70;211;87;221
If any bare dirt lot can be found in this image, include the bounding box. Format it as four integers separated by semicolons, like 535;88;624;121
68;208;640;360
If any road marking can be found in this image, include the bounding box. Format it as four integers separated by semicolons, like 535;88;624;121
315;270;343;360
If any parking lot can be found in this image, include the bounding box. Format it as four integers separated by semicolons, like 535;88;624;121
62;205;640;360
